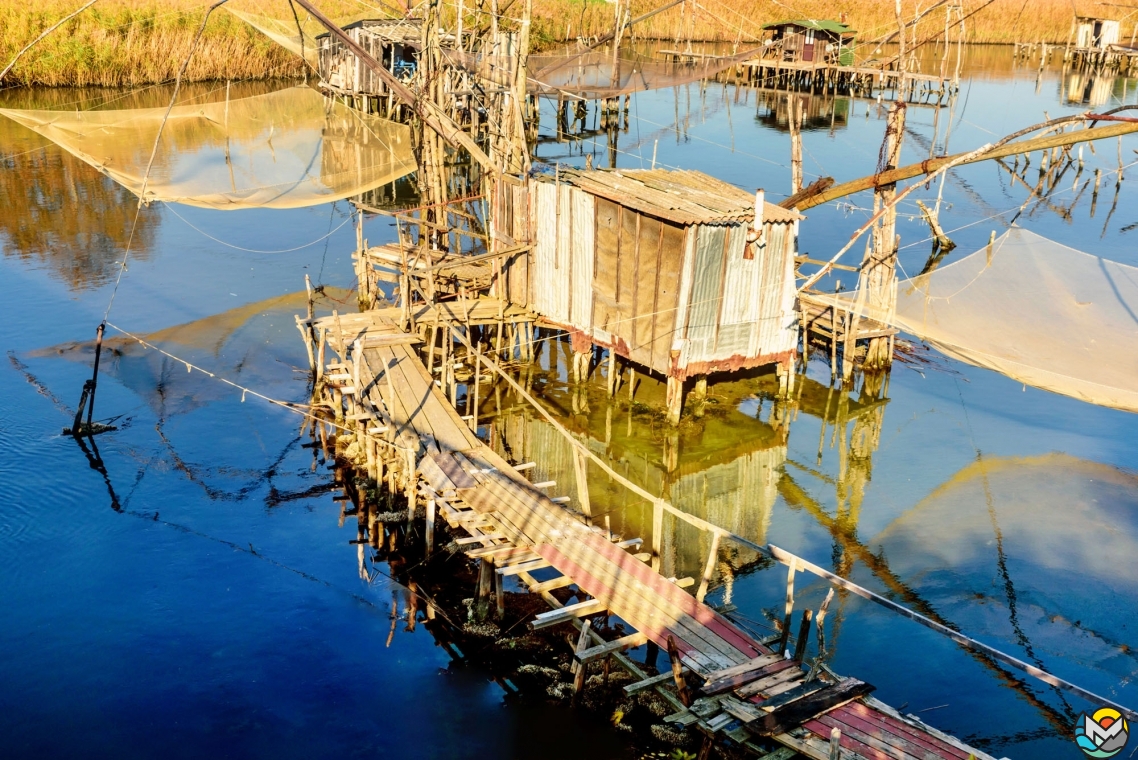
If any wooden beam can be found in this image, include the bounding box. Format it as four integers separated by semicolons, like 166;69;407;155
745;678;875;737
530;598;606;629
797;120;1138;210
576;632;649;664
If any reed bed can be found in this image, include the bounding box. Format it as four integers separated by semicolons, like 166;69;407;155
0;0;1110;87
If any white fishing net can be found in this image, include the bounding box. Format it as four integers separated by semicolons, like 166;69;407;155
0;85;415;210
814;227;1138;413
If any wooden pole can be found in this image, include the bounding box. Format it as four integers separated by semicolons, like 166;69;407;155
666;635;692;706
695;531;721;603
798;120;1138;211
778;558;796;654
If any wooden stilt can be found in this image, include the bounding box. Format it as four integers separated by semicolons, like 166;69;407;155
665;375;684;426
666;635;692;706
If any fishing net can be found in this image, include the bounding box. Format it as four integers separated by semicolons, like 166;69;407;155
34;288;351;419
443;45;763;99
223;0;377;65
815;227;1138;413
0;86;415;210
869;453;1138;672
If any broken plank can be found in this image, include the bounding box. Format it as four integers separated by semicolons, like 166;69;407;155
746;678;876;738
527;575;575;593
576;632;649;664
754;678;832;712
530;598;607;630
700;654;782;695
496;558;552;576
734;662;806;698
625;669;692;695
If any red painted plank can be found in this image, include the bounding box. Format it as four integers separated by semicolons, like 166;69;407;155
819;709;960;760
578;532;766;658
804;718;901;760
816;712;932;760
839;702;971;760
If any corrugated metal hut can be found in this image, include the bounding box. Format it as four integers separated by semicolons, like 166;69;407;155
525;168;802;423
317;19;422;97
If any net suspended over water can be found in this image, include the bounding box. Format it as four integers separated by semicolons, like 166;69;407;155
0;86;415;210
817;227;1138;413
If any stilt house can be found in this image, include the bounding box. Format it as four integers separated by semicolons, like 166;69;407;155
521;169;802;418
317;19;422;96
761;19;856;65
1073;16;1121;50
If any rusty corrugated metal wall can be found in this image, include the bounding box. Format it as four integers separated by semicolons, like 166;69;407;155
676;220;798;374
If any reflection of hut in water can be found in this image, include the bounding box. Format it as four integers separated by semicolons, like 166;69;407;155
760;19;856;65
521;169;803;424
317;19;422;102
755;92;850;131
492;406;785;583
1063;69;1120;106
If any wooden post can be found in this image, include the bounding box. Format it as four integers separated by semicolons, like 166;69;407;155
695;531;721;603
425;497;436;556
666;635;692;706
478;558;494;601
404;446;417;521
495;564;505;618
665;375;684;426
573;448;592;523
778;558;797;654
793;609;814;661
651;499;664;572
606;349;617;396
691;374;708;419
572;619;593;699
815;587;835;656
829;727;842;760
789;94;803;194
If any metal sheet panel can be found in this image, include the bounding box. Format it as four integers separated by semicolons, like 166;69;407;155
683;224;728;366
532;181;570;323
569;187;595;331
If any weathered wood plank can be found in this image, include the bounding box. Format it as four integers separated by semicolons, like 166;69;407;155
746;678;876;737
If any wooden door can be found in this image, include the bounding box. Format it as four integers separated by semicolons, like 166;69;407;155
802;29;816;62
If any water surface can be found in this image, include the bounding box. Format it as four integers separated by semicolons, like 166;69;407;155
3;45;1138;759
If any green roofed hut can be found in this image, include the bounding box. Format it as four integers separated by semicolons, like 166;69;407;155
761;19;856;66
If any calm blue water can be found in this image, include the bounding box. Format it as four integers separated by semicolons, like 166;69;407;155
2;45;1138;759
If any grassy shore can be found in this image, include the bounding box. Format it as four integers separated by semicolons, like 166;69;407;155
0;0;1105;87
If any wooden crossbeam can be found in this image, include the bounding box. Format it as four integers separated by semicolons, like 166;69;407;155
575;632;649;664
531;598;606;630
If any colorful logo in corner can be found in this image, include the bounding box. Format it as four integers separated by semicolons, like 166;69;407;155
1075;708;1129;758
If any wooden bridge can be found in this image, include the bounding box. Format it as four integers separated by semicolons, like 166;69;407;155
304;304;1000;760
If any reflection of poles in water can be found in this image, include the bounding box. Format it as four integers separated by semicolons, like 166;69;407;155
72;433;122;511
777;467;1081;736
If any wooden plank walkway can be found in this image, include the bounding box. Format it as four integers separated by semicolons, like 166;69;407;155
309;310;999;760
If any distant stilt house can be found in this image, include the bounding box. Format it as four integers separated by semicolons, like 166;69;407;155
1073;16;1121;50
520;169;803;423
1065;15;1138;72
760;19;856;65
317;19;422;107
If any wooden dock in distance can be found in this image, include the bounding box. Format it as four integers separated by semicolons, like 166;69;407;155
304;303;1000;760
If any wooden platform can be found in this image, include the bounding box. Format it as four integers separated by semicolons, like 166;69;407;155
308;310;997;760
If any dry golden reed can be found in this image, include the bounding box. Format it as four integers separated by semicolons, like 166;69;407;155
0;0;1111;87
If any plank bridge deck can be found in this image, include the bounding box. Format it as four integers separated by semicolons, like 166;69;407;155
311;311;996;760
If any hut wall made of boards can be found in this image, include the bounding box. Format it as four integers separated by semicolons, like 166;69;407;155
523;170;801;380
317;19;422;95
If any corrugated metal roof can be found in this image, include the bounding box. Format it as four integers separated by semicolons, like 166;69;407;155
550;169;803;225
